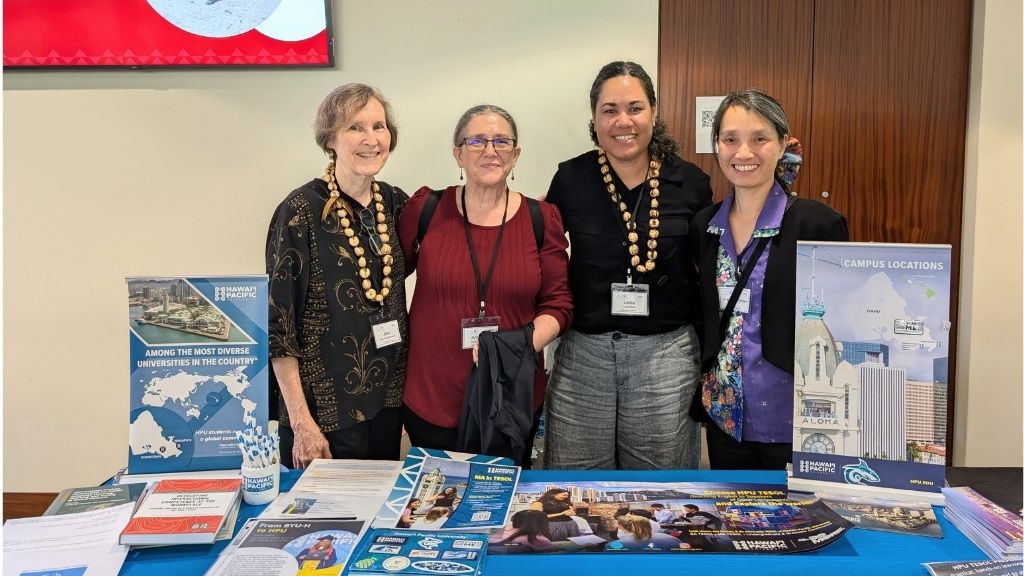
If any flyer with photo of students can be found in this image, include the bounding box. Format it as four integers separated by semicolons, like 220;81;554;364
488;480;849;554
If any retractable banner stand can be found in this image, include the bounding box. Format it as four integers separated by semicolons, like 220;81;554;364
126;276;268;474
789;242;952;504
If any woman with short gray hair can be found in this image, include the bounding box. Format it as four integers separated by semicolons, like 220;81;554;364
398;104;572;465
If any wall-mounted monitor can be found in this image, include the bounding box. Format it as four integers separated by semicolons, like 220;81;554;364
3;0;334;70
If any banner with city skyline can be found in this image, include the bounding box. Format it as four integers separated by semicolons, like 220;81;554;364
790;242;951;501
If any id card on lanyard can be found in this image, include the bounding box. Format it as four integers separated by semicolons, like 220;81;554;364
461;314;501;349
717;284;751;314
611;269;650;316
370;313;402;348
458;186;508;349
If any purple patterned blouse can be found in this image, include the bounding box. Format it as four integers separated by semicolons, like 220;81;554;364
705;184;794;443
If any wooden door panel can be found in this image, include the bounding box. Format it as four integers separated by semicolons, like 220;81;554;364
805;0;972;244
659;0;815;201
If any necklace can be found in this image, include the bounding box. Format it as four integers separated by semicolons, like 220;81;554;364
598;149;661;274
321;162;394;303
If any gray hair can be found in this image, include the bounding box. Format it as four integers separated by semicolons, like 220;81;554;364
710;88;789;150
314;83;398;155
452;104;519;147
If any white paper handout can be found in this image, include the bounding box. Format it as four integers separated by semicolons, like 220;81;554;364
259;458;399;520
3;502;134;576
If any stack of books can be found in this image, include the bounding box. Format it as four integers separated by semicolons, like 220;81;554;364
942;487;1023;561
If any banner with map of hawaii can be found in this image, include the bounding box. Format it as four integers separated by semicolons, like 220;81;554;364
126;275;268;474
790;242;951;502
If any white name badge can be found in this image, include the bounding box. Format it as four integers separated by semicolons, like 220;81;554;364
461;316;501;349
372;319;402;348
611;282;650;316
718;285;751;314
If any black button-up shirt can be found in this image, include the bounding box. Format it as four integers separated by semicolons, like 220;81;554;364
546;150;712;335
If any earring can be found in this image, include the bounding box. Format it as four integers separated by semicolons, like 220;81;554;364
459;168;464;182
511;170;515;181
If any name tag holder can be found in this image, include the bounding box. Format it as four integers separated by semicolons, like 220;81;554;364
611;282;650;316
717;284;751;314
461;315;500;349
370;314;402;349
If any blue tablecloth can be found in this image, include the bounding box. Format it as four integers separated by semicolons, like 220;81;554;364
120;468;988;575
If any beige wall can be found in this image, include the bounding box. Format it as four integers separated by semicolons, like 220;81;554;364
2;0;660;491
953;0;1024;466
3;0;1020;493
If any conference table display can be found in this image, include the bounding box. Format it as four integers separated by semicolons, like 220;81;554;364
126;275;269;475
790;242;952;504
108;467;995;575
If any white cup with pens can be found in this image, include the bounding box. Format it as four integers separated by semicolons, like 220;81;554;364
238;421;280;505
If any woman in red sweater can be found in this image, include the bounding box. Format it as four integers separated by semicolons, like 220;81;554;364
398;105;572;464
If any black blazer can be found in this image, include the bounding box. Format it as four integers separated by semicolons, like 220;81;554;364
690;197;849;372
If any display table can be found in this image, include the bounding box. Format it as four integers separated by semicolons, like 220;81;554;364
121;468;989;575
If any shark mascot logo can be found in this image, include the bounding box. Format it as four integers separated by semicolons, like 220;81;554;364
842;459;881;485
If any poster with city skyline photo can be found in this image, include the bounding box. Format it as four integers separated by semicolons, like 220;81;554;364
789;242;951;503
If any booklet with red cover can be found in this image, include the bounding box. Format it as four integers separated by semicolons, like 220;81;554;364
120;477;242;545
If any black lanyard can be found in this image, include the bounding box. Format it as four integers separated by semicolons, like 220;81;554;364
718;237;769;338
461;186;509;317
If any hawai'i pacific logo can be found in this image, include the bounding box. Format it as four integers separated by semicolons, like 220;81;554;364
842;459;881;485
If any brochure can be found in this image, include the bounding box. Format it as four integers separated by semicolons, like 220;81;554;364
790;242;951;503
205;518;367;576
347;529;489;576
943;487;1023;561
44;483;148;515
820;494;942;537
488;480;850;553
126;275;269;474
924;560;1024;576
372;448;516;530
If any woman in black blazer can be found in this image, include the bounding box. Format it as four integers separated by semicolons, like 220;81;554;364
690;89;848;470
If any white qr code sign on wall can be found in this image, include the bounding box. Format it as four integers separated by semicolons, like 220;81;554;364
695;96;726;154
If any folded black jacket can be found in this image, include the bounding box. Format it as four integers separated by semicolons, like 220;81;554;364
456;323;536;463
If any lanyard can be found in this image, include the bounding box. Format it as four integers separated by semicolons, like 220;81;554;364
617;178;648;283
461;186;509;317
